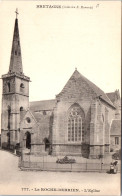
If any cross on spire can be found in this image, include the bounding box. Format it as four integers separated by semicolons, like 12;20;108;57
15;8;19;19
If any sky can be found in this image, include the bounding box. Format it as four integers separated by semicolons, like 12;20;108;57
0;1;121;106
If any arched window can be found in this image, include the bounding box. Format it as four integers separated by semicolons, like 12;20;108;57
68;103;85;142
20;107;24;111
25;132;31;149
20;83;24;93
20;107;24;119
20;83;24;88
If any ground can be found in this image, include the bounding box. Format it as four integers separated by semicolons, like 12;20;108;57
0;150;120;195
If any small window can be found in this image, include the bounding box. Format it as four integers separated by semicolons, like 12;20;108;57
26;117;31;123
20;83;24;88
115;137;119;145
20;107;24;111
15;51;17;55
8;82;10;92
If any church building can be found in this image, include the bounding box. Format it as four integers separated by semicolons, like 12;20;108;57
1;13;121;159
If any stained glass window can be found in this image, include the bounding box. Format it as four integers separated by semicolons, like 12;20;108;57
68;104;85;142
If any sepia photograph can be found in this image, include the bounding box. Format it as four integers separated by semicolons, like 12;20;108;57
0;0;121;195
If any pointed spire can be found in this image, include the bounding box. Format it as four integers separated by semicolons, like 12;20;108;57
9;9;23;74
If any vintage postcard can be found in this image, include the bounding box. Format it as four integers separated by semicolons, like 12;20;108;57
0;0;121;195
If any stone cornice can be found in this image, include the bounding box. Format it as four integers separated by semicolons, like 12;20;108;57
2;72;30;81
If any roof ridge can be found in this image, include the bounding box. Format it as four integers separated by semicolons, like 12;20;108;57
30;99;56;103
79;72;110;95
75;70;114;107
106;92;115;94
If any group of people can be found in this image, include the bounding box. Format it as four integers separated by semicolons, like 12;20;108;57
110;161;118;174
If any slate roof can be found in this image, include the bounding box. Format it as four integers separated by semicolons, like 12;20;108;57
107;91;120;103
29;110;41;123
106;92;116;103
29;70;115;110
57;70;115;108
110;120;121;136
30;99;56;112
34;112;50;123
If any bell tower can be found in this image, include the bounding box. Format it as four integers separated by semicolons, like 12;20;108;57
1;9;30;149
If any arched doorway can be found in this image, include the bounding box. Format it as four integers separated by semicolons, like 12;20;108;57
25;132;31;149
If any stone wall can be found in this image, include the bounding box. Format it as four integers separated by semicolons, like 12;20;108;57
1;75;29;148
52;82;115;158
52;71;98;156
